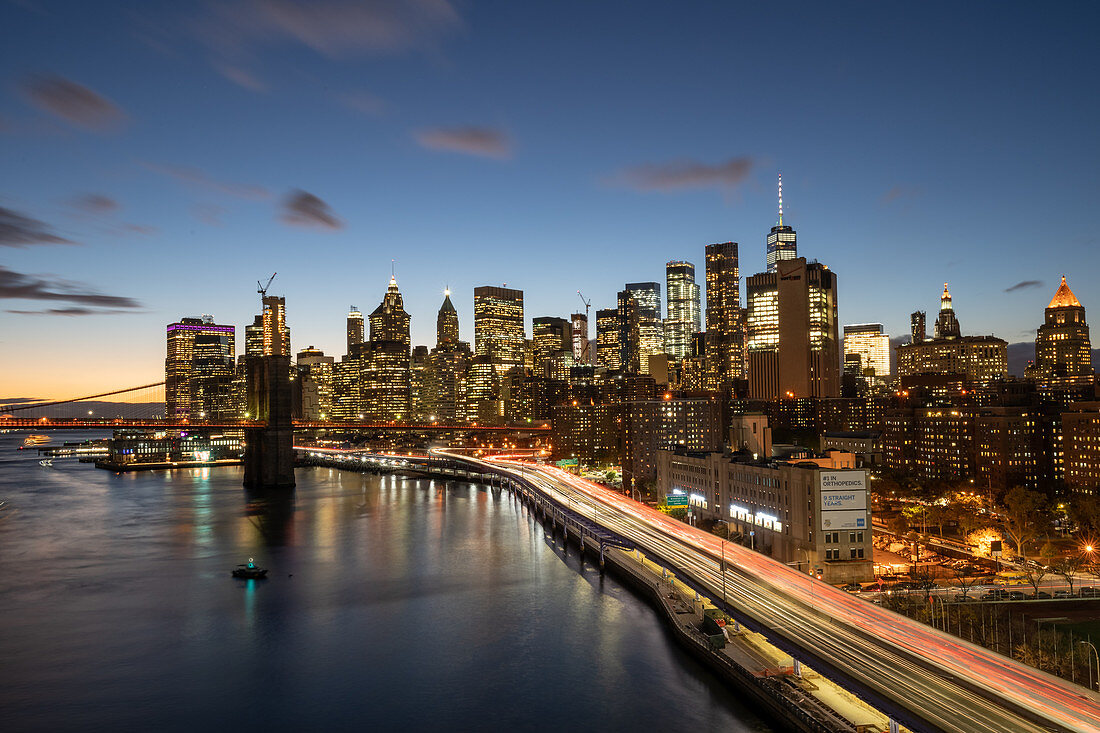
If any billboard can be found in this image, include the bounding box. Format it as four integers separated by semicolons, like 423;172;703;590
820;471;866;491
821;490;867;511
819;470;868;531
820;510;867;530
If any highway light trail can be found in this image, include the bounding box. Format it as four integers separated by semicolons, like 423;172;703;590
467;455;1100;733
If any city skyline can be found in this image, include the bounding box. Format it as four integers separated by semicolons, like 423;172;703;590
3;1;1100;398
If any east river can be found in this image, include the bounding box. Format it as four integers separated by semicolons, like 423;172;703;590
0;431;769;732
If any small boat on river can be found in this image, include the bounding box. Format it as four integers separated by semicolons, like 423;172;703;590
231;558;268;579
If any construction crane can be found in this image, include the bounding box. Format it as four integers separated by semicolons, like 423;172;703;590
257;273;277;297
577;290;592;365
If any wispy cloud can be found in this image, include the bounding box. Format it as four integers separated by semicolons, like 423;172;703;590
881;186;920;205
196;0;461;89
216;64;268;92
611;157;753;192
20;75;126;131
141;161;271;200
0;206;75;247
69;193;120;214
280;190;343;230
414;126;512;159
202;0;462;58
7;306;134;316
0;265;141;310
1005;280;1043;293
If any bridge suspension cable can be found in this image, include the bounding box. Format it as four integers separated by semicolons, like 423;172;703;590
1;382;166;412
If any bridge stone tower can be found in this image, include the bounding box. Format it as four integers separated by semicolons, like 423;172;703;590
243;290;296;490
243;354;296;489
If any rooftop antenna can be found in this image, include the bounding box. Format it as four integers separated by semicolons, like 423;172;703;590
257;272;276;297
777;172;783;227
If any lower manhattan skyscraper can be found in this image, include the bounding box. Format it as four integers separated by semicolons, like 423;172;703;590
705;241;744;391
665;260;700;361
474;285;525;375
747;258;840;399
896;284;1007;386
1032;275;1093;390
625;281;663;374
346;306;364;354
766;173;797;273
165;316;235;419
361;276;411;421
261;295;290;356
843;323;891;378
571;312;590;365
617;289;641;373
596;308;621;371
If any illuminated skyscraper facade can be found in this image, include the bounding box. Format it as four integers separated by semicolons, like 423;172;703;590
346;306;364;355
532;316;571;377
596;308;621;371
427;291;471;423
617;289;641;373
1033;276;1093;390
436;291;460;347
665;260;700;361
896;284;1007;386
362;277;411;421
474;286;525;375
297;346;334;420
933;283;961;339
165;316;235;419
766;174;797;273
191;331;236;420
843;324;891;378
571;312;590;365
705;241;744;390
747;258;840;400
626;282;663;375
261;295;290;356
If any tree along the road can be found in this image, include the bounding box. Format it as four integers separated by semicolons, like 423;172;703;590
999;486;1050;563
1070;493;1100;534
1050;554;1085;595
1022;542;1056;596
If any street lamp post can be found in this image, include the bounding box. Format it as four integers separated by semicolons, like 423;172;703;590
1081;641;1099;692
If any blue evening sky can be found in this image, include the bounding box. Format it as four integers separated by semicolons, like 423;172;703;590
2;1;1098;398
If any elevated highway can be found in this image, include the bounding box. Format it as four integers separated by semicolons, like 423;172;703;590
440;452;1100;733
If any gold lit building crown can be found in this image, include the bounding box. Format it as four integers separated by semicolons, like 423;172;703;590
1048;275;1083;309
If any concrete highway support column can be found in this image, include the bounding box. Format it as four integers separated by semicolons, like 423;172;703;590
243;355;296;490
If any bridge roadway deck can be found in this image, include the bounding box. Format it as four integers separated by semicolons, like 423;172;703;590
439;452;1100;733
1;418;549;432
